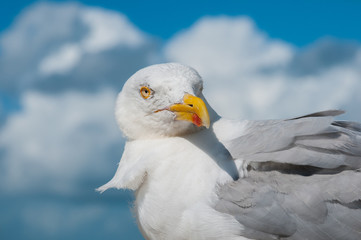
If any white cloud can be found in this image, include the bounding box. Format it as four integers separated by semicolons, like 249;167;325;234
80;7;145;53
0;2;82;58
165;16;361;121
165;16;293;79
0;2;156;92
0;89;123;193
38;5;148;76
39;43;82;75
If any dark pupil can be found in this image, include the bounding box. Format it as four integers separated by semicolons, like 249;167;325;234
144;89;148;94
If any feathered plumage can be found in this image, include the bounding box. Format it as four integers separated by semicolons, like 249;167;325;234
99;63;361;240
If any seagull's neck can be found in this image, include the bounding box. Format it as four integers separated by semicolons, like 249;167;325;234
184;128;239;181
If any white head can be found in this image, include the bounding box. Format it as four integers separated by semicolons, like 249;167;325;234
115;63;213;140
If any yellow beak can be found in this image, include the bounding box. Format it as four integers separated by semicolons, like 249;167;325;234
168;94;210;128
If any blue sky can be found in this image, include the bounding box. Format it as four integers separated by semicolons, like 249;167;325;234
2;0;361;46
1;1;361;240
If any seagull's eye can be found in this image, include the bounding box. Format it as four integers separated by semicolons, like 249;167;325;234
140;86;152;99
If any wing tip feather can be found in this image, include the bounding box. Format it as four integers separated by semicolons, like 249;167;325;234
289;110;345;120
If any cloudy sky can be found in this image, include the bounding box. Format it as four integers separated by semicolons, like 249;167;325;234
1;1;361;239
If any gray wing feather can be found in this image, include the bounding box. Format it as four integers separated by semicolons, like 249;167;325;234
215;110;361;239
332;120;361;132
216;171;361;240
217;110;361;169
289;110;344;120
222;116;334;155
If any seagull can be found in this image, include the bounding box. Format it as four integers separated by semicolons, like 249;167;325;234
98;63;361;240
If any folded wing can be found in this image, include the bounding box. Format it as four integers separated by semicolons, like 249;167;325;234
214;111;361;239
215;110;361;170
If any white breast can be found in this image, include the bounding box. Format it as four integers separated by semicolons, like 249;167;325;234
132;134;241;240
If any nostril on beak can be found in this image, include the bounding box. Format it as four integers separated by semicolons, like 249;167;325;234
188;104;194;107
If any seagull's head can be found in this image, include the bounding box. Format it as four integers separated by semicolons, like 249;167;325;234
115;63;212;140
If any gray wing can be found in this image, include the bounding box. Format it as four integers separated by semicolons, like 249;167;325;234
216;170;361;240
215;110;361;169
214;110;361;239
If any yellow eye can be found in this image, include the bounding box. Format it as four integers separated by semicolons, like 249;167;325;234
140;86;152;99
